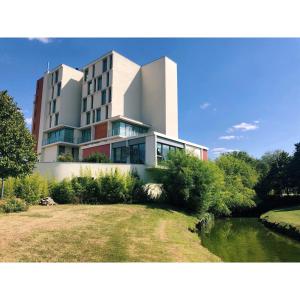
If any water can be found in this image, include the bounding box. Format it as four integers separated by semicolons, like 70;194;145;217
200;218;300;262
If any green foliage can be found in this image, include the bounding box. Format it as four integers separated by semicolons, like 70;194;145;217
256;150;291;197
160;150;225;215
0;198;28;213
57;153;74;162
214;154;258;215
289;143;300;193
98;170;140;204
4;173;49;204
0;91;37;180
70;176;100;203
82;152;110;163
50;180;76;204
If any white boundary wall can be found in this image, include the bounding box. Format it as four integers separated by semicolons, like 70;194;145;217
35;162;148;181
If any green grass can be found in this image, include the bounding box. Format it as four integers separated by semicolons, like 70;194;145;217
260;206;300;240
0;204;220;262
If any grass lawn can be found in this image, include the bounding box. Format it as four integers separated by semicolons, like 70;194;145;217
260;206;300;240
0;204;220;262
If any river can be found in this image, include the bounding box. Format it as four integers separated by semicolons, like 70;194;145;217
200;218;300;262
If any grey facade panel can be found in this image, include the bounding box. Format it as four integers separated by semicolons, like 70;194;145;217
156;137;184;148
128;137;145;146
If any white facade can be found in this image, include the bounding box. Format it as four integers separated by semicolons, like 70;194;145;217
32;50;208;167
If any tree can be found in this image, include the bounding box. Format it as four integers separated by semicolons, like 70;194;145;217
0;91;37;198
160;150;225;215
288;143;300;193
256;150;291;197
215;153;258;215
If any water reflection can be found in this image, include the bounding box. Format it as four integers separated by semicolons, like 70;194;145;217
200;218;300;262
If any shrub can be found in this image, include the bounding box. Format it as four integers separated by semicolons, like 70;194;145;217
57;153;73;162
160;150;225;215
71;176;100;203
98;169;141;203
82;152;110;163
50;180;76;204
4;173;49;205
0;198;28;213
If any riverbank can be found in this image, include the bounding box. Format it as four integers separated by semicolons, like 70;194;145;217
260;206;300;241
0;204;220;262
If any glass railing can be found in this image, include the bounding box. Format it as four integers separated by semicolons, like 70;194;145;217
77;136;91;144
42;135;74;146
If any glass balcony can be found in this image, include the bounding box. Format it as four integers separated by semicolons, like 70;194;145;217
42;128;74;146
112;121;148;137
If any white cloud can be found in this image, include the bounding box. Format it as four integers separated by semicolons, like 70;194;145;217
219;135;243;140
212;147;239;156
200;102;211;110
25;117;32;126
28;38;52;44
227;121;259;132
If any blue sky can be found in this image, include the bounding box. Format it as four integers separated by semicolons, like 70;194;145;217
0;38;299;158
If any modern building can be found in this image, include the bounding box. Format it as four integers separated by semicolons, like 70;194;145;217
32;51;208;166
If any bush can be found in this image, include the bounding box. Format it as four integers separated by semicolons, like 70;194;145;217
0;198;28;213
82;152;110;163
50;180;76;204
57;153;73;162
4;173;49;205
98;169;140;203
71;176;100;203
160;150;225;215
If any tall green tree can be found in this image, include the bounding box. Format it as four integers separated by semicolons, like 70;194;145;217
289;143;300;193
256;150;291;197
0;91;37;198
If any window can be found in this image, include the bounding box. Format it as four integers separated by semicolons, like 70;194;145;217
49;102;51;114
55;70;59;83
82;98;87;112
106;72;110;87
105;105;109;119
52;99;56;113
101;90;106;105
92;64;95;77
108;87;112;102
43;128;74;145
157;142;179;163
130;143;145;164
81;128;91;143
102;58;107;72
91;95;94;109
57;82;61;96
96;108;101;122
55;113;59;126
97;76;102;91
109;54;113;69
92;110;95;123
49;116;52;128
51;86;54;99
86;111;90;125
51;73;54;85
58;145;65;155
87;81;92;95
113;146;127;163
84;69;88;81
112;121;148;137
93;78;96;93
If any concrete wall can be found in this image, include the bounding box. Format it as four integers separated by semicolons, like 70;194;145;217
141;57;178;138
35;162;148;181
145;134;156;166
111;52;142;121
41;144;58;162
60;65;83;127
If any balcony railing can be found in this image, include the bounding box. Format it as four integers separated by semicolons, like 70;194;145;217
77;136;91;144
42;135;74;146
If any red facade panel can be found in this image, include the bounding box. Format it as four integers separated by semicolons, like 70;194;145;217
94;122;108;139
202;149;208;161
82;144;111;159
32;77;44;152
